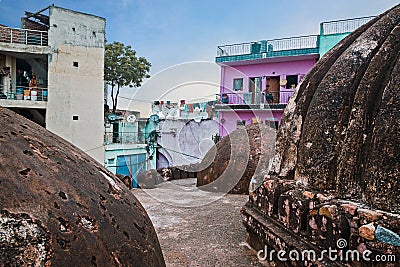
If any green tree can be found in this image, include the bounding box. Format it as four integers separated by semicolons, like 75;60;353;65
104;41;151;113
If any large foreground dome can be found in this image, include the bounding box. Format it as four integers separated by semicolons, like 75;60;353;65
0;107;165;266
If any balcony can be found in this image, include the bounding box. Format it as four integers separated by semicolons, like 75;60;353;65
0;25;48;46
104;132;146;145
216;35;319;63
0;84;48;109
1;85;48;100
214;89;294;111
320;16;375;35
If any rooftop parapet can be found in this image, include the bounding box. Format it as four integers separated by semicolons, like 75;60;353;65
320;15;375;35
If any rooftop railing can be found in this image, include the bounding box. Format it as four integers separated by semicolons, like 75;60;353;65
104;132;146;145
320;16;375;35
217;16;376;59
0;25;48;46
217;35;319;57
266;35;319;52
217;42;252;57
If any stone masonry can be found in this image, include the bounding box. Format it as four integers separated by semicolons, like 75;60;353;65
242;5;400;266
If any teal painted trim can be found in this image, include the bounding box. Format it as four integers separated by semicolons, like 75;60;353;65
319;32;349;56
216;48;319;63
322;32;352;37
216;53;263;63
266;48;319;57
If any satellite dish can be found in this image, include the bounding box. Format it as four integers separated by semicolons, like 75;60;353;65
108;114;118;121
194;116;202;123
126;114;136;123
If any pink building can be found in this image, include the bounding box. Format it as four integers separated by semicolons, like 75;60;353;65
214;16;375;137
215;37;319;137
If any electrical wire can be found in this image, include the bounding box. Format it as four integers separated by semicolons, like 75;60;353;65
187;120;199;143
117;93;218;104
117;95;153;103
157;144;201;159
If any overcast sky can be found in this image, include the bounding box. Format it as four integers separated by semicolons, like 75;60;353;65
1;0;399;74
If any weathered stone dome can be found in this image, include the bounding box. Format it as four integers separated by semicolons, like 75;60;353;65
270;5;400;213
197;123;275;194
0;107;165;266
242;5;400;265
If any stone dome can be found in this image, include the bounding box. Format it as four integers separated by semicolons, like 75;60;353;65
0;107;165;266
270;5;400;213
197;123;276;194
242;5;400;265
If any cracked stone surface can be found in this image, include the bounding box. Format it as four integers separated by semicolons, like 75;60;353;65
269;4;400;212
0;107;165;267
243;4;400;266
197;123;276;194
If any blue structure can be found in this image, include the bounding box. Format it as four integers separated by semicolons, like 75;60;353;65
116;153;147;188
104;112;156;188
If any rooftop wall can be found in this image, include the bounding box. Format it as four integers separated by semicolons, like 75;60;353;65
46;6;106;163
48;6;105;49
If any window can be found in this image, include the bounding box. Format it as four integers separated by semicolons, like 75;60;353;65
266;120;279;130
249;77;262;104
72;115;79;120
236;120;246;128
286;75;298;89
233;78;243;91
73;62;79;67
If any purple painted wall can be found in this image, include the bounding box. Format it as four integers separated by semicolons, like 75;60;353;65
220;58;316;93
219;110;284;136
218;57;316;136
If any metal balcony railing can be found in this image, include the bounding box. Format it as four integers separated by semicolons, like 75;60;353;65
217;42;252;57
104;132;146;145
266;35;319;52
0;85;48;101
219;89;295;105
217;35;319;57
279;90;295;104
0;25;48;46
320;16;375;35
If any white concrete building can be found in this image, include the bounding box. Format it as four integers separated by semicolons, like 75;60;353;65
156;118;219;168
151;101;219;168
0;5;105;163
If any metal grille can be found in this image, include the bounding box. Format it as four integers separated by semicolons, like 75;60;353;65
321;16;375;35
0;25;48;46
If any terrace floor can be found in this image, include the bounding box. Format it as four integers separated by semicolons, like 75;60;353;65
132;178;267;267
